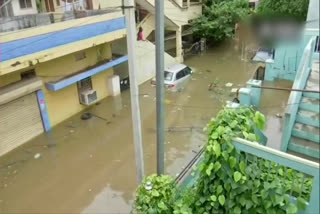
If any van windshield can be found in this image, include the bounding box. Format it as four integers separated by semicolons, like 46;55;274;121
164;71;173;81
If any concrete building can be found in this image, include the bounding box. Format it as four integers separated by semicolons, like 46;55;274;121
0;0;38;17
100;0;202;87
0;0;202;156
101;0;202;62
0;11;127;156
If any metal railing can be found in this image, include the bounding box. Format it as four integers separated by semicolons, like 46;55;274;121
233;138;319;213
179;137;320;213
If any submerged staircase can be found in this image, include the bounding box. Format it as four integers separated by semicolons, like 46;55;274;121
289;61;320;159
281;37;320;160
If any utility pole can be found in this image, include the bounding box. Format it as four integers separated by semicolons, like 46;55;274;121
123;0;144;184
155;0;165;175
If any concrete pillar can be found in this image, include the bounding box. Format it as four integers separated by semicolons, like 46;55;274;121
239;88;251;106
108;75;121;96
246;79;262;107
187;0;190;7
176;26;183;62
265;59;276;81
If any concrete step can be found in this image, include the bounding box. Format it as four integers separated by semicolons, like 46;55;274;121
296;110;320;128
287;150;320;163
312;60;319;72
288;136;320;159
303;92;320;99
301;96;319;106
304;60;319;96
299;101;320;114
292;122;320;143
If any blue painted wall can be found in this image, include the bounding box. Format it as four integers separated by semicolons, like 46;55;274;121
265;44;303;81
1;17;125;62
265;29;319;82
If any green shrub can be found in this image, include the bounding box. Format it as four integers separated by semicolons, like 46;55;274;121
134;174;177;213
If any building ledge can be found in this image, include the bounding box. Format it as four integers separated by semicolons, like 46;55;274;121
1;16;126;63
45;55;128;92
0;77;42;105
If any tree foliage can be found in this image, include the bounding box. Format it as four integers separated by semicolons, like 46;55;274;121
192;0;250;42
257;0;309;21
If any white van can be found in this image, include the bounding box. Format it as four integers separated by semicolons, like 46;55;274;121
151;64;193;91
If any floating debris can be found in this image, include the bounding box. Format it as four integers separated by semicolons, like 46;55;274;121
276;113;282;118
81;112;92;120
165;99;172;104
69;130;74;133
143;94;149;98
230;88;238;94
145;181;152;190
208;83;215;91
34;153;41;159
225;82;233;87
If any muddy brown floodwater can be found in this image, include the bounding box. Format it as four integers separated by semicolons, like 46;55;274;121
0;41;289;213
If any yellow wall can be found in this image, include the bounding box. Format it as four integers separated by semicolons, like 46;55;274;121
0;72;21;87
35;43;114;126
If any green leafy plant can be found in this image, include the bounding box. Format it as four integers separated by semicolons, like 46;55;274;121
134;174;177;213
190;107;310;214
134;107;313;214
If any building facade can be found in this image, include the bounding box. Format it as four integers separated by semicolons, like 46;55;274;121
0;11;127;156
0;0;37;17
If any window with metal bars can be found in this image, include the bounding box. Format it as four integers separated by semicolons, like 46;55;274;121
19;0;32;8
77;77;93;93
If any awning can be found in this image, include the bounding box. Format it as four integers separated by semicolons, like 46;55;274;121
45;55;128;91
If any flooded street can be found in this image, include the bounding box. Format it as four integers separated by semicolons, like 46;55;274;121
0;41;289;213
260;80;293;149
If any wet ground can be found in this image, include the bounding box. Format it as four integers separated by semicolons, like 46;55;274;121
0;41;290;213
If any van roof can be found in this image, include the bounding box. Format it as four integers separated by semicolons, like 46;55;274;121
165;63;187;73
